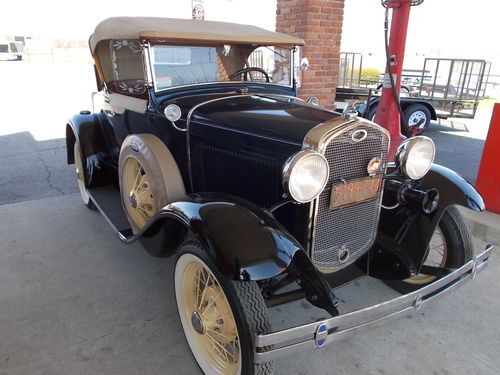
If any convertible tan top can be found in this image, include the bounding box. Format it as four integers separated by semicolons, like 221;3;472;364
89;17;305;53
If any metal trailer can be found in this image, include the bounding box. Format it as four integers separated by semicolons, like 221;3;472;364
336;53;492;135
416;58;492;119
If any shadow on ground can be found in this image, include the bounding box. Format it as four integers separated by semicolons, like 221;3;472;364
0;131;77;205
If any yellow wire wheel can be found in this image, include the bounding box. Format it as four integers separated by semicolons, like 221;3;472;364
121;156;157;231
119;134;183;233
387;206;473;294
405;227;447;285
174;242;274;375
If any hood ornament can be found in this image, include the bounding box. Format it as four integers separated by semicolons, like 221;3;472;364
342;100;360;120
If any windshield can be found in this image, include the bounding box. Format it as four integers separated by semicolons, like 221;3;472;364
150;45;293;91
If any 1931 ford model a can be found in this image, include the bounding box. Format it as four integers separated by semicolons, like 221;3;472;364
66;17;493;375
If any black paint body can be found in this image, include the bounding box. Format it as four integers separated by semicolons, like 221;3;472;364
66;80;484;304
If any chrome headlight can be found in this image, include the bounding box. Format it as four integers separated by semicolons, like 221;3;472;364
283;150;329;203
396;136;435;180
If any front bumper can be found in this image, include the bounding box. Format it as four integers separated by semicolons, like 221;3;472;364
254;244;493;363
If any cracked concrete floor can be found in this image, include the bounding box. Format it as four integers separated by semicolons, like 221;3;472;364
0;133;77;205
0;194;499;375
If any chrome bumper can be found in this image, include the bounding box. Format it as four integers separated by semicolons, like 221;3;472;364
254;245;493;363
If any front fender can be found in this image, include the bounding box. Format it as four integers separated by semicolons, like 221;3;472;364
127;193;303;281
373;163;484;279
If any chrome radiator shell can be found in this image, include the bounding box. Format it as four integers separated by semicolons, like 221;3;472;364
304;119;390;273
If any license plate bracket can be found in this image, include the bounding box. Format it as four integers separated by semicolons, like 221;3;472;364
329;177;382;210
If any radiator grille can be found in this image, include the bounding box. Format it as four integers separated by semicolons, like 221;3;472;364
311;123;389;272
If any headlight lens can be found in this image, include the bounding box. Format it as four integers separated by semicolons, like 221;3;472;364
396;136;435;180
283;150;329;203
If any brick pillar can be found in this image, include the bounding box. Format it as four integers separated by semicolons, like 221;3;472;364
276;0;345;108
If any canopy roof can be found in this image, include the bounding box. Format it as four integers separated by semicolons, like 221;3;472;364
89;17;305;53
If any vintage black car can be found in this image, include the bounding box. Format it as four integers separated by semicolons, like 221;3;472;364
66;17;493;375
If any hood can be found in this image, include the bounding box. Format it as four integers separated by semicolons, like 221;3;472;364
185;94;340;146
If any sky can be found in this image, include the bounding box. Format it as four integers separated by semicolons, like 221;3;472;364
1;0;498;72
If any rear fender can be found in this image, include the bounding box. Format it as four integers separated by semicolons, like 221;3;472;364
372;163;484;279
66;113;112;187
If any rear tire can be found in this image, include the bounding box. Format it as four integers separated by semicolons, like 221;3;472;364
387;206;473;294
174;241;274;375
73;142;95;210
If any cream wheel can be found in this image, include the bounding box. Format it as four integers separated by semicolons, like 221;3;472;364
73;142;94;209
405;227;447;285
387;206;473;294
121;157;157;231
174;241;274;375
118;134;186;234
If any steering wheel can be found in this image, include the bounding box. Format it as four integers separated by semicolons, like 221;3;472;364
230;67;270;83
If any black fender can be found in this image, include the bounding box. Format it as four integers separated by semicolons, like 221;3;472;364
370;163;484;279
66;112;112;187
124;193;303;280
122;192;339;314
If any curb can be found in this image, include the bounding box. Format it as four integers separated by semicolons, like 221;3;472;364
459;207;500;246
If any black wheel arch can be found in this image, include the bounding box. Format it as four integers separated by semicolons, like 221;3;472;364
368;163;484;280
66;112;114;188
123;192;340;315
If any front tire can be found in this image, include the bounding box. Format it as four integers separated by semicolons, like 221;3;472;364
388;206;473;294
174;241;274;375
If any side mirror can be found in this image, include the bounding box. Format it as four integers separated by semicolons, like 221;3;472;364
300;57;310;71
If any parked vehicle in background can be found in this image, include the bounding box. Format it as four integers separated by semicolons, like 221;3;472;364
336;52;491;136
65;17;493;375
0;42;23;61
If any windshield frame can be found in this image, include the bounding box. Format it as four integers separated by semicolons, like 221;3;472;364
147;42;296;93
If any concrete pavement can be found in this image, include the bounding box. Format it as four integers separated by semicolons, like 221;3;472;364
0;193;499;375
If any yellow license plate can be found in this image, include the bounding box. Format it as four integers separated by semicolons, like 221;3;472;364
329;177;382;210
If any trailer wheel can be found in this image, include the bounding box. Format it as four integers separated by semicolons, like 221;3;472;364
175;241;274;375
402;103;431;136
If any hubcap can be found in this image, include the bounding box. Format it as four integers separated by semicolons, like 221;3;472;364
191;310;204;334
123;157;156;230
128;191;138;209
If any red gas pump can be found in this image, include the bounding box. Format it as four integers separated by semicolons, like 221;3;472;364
374;0;424;160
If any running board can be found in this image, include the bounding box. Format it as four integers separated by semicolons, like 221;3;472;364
87;186;134;240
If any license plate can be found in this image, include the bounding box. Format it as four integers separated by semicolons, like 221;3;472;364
329;177;382;210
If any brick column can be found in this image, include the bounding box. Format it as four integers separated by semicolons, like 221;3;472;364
276;0;345;108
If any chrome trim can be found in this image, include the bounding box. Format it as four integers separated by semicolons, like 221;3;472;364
302;117;391;256
351;129;368;143
254;244;493;363
395;136;436;180
282;150;329;203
